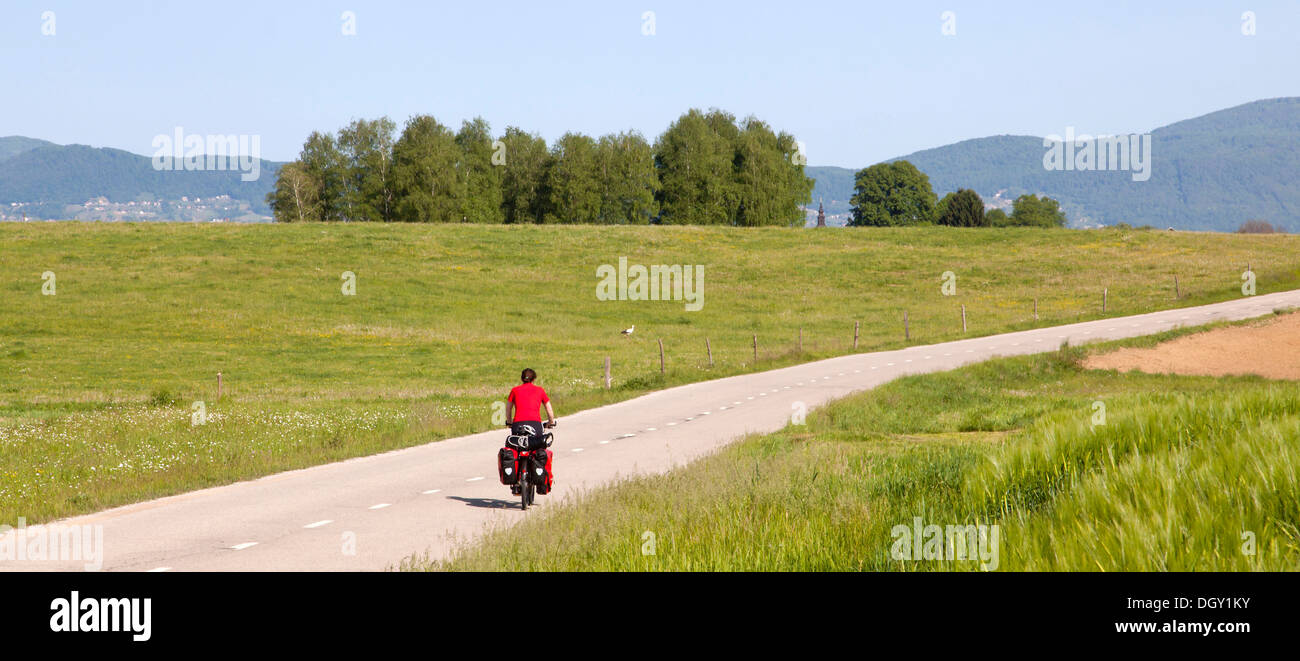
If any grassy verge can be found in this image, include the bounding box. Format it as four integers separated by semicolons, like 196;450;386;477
421;315;1300;571
2;222;1297;525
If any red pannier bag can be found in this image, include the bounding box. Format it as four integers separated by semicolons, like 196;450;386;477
498;447;520;485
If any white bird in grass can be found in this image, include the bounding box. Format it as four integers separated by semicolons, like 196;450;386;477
621;325;635;337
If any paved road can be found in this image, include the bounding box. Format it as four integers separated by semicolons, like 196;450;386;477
3;290;1296;572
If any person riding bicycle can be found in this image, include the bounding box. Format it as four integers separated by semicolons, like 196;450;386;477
504;368;556;493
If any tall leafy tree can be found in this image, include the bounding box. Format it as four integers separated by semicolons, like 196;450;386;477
391;115;462;223
733;117;812;226
595;131;659;224
455;117;504;223
498;127;550;224
654;109;737;225
338;117;397;222
936;188;987;227
266;161;319;222
298;131;346;221
543;133;601;224
848;160;937;226
1010;194;1067;227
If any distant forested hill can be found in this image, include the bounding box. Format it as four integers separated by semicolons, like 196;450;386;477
0;136;56;162
808;98;1300;232
805;165;855;216
0;141;281;217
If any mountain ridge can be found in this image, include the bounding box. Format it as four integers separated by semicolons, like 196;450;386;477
808;97;1300;231
0;139;281;219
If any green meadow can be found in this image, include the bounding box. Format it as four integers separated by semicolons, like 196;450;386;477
1;222;1296;525
423;317;1300;572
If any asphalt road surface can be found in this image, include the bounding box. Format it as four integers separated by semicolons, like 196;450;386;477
3;290;1296;572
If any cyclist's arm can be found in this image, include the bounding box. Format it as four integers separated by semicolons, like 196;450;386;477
504;400;515;425
544;401;556;424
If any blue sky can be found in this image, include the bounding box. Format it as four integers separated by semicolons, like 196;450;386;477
3;0;1297;166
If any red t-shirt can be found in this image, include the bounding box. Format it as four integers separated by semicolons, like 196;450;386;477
508;383;550;422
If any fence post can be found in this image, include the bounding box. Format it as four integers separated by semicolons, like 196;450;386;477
706;338;713;367
904;311;910;341
1103;288;1108;313
1174;275;1180;300
752;334;757;362
217;372;223;400
961;304;967;333
1034;298;1038;321
604;356;611;389
798;327;803;353
658;339;665;375
854;321;859;350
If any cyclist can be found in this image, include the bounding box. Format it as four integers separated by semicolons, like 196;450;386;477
504;368;556;493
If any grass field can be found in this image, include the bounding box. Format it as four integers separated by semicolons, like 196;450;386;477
2;222;1297;526
421;317;1300;572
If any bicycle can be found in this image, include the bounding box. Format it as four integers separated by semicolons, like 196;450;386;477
503;421;555;510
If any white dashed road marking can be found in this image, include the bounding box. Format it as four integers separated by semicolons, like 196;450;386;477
466;477;485;483
231;542;257;551
369;503;391;510
304;520;333;529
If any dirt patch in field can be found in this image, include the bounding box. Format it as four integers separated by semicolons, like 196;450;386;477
1083;312;1300;380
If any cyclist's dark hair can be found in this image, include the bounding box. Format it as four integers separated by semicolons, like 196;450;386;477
521;368;537;383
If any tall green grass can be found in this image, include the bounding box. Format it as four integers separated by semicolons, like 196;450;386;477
423;329;1300;571
977;389;1300;570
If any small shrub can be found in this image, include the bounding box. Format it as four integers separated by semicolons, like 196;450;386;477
148;387;180;407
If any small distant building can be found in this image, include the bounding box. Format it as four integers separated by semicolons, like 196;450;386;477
816;201;826;228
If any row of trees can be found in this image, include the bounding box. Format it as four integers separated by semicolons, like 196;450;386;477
848;160;1066;228
268;109;813;225
1236;219;1287;234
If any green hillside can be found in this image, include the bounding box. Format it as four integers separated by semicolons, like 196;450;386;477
2;222;1295;524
